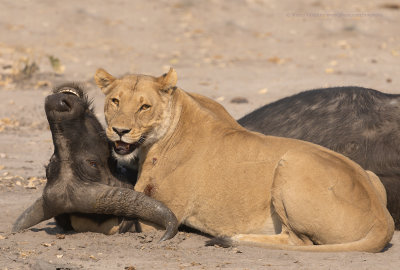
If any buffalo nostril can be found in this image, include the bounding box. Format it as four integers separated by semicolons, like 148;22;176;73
112;127;131;137
58;98;71;111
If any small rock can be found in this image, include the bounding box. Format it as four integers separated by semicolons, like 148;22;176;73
325;68;335;74
24;182;37;189
380;3;400;9
89;255;98;261
258;88;268;94
56;234;65;239
34;80;51;89
268;56;285;64
232;248;243;253
329;60;338;66
230;97;248;104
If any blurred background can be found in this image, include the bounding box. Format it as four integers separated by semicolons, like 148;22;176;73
0;0;399;119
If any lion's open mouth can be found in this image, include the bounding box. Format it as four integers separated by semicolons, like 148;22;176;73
113;136;146;155
114;141;136;155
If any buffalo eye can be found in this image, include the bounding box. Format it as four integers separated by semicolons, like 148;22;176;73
87;160;98;168
111;98;119;106
140;104;151;111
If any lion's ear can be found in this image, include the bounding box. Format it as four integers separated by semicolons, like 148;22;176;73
95;68;116;94
157;67;177;93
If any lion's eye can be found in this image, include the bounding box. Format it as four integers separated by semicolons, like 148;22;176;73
87;160;98;168
140;104;151;111
111;98;119;106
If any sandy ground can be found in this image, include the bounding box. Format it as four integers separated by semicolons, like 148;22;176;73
1;0;400;269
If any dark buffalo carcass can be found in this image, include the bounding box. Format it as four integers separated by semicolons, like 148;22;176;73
13;84;178;241
238;86;400;229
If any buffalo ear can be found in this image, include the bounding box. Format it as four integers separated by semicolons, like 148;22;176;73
157;67;177;93
95;68;116;94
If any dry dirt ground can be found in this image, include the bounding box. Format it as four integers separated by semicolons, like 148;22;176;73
1;0;400;269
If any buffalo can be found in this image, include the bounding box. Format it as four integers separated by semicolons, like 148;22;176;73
13;84;178;241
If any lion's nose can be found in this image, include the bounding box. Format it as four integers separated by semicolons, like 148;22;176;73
112;127;131;137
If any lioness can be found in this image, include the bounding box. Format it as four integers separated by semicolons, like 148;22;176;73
237;86;400;230
94;68;394;252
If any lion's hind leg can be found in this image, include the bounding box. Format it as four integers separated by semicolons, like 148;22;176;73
264;150;394;252
366;170;387;206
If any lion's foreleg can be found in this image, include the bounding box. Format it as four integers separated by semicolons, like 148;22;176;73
136;220;164;232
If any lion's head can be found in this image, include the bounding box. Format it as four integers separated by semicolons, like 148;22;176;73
95;68;178;163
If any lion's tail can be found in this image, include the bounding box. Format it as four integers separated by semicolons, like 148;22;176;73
207;219;394;253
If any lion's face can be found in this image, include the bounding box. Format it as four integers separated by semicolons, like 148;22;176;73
95;68;177;162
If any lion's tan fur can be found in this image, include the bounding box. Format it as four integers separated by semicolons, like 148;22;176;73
70;216;121;235
95;68;394;252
